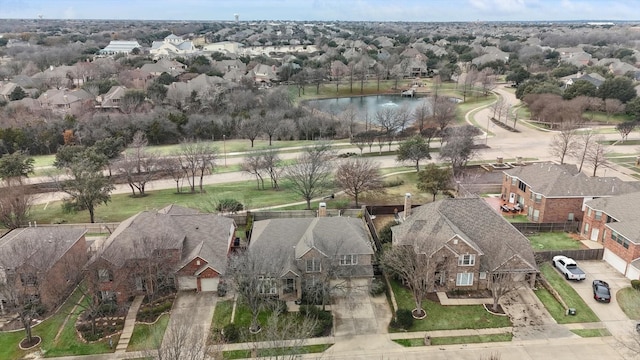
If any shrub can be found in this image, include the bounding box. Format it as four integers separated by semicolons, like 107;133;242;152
383;178;404;188
299;305;332;337
98;302;118;316
270;299;288;314
216;198;243;213
217;282;228;297
369;278;386;296
392;309;414;329
222;323;240;342
378;222;394;244
631;280;640;291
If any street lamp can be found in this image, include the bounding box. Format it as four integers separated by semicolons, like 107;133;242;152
223;134;227;167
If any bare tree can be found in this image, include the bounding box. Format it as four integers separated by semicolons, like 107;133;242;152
261;110;283;146
238;112;263;148
603;98;625;122
284;142;335;210
432;96;457;134
374;107;401;135
616;121;637;143
549;123;579;164
335;158;383;207
157;156;185;193
340;105;359;138
116;131;158;197
255;309;318;360
440;126;477;177
227;251;273;333
382;244;433;318
177;141;217;193
478;68;497;96
0;186;31;230
413;99;432;133
242;151;266;190
148;317;208;360
585;137;610;176
488;272;521;312
572;131;596;172
261;148;283;190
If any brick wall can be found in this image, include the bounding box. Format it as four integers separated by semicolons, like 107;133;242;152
538;198;583;223
431;237;481;292
176;257;207;277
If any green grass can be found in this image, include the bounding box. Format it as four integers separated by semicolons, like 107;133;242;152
616;287;640;320
571;328;611;337
211;300;234;331
534;263;599;324
506;215;529;223
393;333;512;347
527;232;583;251
600;139;640;146
0;288;114;360
127;314;170;352
388;279;511;332
222;344;332;360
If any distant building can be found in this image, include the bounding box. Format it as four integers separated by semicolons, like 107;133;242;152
149;34;196;59
99;40;142;55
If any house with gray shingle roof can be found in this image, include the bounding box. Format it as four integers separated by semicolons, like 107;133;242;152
247;217;374;301
502;163;640;223
392;198;538;292
87;205;236;304
582;192;640;279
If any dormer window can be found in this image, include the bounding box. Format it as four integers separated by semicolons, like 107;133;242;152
458;254;475;266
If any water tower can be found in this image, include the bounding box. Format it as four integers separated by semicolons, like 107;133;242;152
234;13;239;23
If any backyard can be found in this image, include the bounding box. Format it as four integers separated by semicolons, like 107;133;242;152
527;232;585;251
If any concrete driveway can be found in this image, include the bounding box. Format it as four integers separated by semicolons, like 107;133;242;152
331;279;391;337
163;291;217;349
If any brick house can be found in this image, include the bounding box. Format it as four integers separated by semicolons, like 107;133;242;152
502;163;639;223
0;227;87;313
247;215;375;301
87;205;236;305
392;198;538;292
581;192;640;279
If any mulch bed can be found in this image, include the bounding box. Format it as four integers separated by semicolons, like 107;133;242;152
484;304;506;315
446;289;492;299
19;336;41;349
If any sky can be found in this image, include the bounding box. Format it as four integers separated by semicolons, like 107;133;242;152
1;0;639;22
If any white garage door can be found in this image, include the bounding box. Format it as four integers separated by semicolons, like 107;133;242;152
200;277;219;292
627;265;640;281
603;249;627;275
178;276;197;290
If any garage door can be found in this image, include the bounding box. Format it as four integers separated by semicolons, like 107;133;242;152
603;249;627;275
627;265;640;280
200;277;219;292
178;276;197;290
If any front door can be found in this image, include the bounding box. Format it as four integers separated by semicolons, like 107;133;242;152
590;228;600;241
509;193;516;204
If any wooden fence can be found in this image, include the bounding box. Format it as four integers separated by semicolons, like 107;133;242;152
363;207;381;252
512;221;582;233
535;248;604;262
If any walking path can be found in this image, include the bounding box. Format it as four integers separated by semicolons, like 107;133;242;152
114;295;143;353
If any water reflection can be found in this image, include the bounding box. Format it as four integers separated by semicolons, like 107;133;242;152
306;95;430;121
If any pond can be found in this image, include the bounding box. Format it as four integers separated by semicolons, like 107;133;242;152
306;95;431;121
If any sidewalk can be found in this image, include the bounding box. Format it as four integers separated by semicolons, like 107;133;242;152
114;295;143;353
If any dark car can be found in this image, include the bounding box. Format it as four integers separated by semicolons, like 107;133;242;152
592;280;611;303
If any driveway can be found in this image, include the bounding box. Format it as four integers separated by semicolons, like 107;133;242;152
163;291;217;350
500;287;576;341
564;260;635;338
331;279;391;337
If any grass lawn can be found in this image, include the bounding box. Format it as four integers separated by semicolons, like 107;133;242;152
527;232;584;251
534;263;599;324
211;300;234;331
616;287;640;320
222;344;332;359
506;215;529;223
571;328;611;337
393;333;512;347
388;279;511;332
0;288;113;360
127;314;170;352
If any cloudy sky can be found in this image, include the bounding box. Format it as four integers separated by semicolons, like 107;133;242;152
0;0;638;22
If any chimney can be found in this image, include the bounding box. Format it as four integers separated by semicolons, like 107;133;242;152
318;202;327;217
404;193;412;220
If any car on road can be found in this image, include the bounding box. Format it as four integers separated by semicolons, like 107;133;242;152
552;255;586;281
592;280;611;303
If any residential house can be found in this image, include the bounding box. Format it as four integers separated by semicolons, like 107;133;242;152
581;192;640;279
561;72;605;89
502;163;640;223
96;85;127;109
392;197;538;292
140;60;185;77
0;227;87;313
247;215;375;300
251;64;278;84
150;34;197;59
118;68;154;89
99;40;142;55
203;41;244;54
0;82;19;101
38;88;94;113
87;205;236;304
557;47;592;67
472;47;509;67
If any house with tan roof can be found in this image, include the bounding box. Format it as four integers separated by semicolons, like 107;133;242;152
502;163;640;223
392;197;538;292
581;192;640;279
86;205;236;304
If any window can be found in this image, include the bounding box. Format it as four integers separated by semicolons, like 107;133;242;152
510;176;517;185
518;181;527;192
258;276;277;295
98;269;112;282
533;209;540;222
458;254;475;266
306;259;320;272
612;231;630;249
587;208;592;217
100;291;115;301
568;213;574;221
284;278;295;294
583;223;589;235
534;194;542;204
340;255;357;265
456;273;474;286
479;272;487;280
595;211;602;221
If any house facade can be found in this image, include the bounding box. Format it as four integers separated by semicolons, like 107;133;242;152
247;216;375;301
0;227;87;313
581;192;640;279
87;205;236;304
502;163;640;223
392;198;538;292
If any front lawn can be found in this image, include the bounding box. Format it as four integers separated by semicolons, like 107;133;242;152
571;328;611;337
527;232;584;251
534;263;599;324
127;314;170;352
617;287;640;320
211;300;234;332
222;344;332;360
393;333;512;347
388;279;511;332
